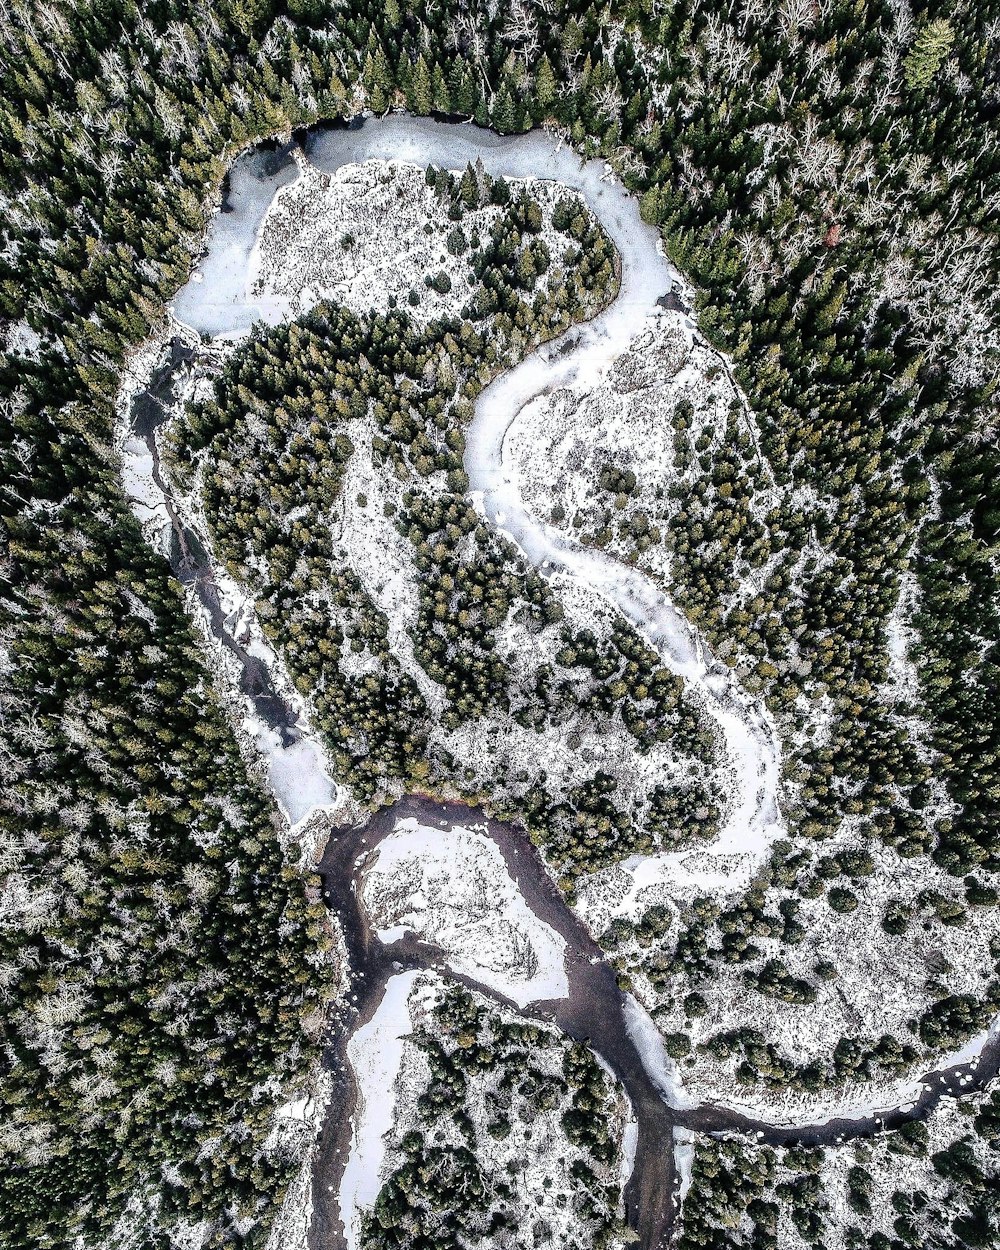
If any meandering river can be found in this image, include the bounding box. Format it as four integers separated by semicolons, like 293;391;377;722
116;113;1000;1249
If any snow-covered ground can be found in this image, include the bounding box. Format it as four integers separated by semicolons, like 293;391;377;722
172;118;612;339
672;1127;696;1205
360;817;568;1007
493;306;816;925
2;317;42;361
623;992;697;1110
249;156;589;328
261;1069;335;1250
818;1075;1000;1245
679;1073;1000;1250
610;816;1000;1120
114;333;357;852
170;116;786;907
114;339;175;556
328;415;720;867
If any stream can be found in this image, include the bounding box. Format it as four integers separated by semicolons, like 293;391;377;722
119;113;1000;1249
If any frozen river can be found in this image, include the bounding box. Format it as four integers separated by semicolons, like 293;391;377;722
146;113;1000;1249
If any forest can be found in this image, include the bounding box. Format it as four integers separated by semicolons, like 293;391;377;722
0;0;997;1247
174;286;721;876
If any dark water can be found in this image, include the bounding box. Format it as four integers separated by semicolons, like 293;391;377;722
312;797;679;1250
308;796;1000;1249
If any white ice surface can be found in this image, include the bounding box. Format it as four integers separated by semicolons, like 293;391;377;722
248;718;338;830
171;116;786;903
340;971;436;1250
672;1127;695;1205
114;335;347;842
620;1118;639;1189
459;142;785;906
171;145;300;336
119;434;168;527
161;114;1000;1137
273;1095;314;1122
361;817;568;1007
622;993;696;1110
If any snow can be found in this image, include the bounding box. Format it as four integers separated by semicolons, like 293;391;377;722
113;334;353;848
3;318;42;360
454;128;787;910
622;993;696;1109
361;816;569;1007
620;1118;639;1188
274;1095;314;1121
340;971;437;1250
119;434;167;525
626;815;1000;1122
375;976;631;1250
114;339;174;555
685;1009;1000;1130
261;1068;340;1250
171;142;300;336
672;1127;696;1203
155;113;1000;1150
170;117;788;911
193;555;359;835
885;570;921;700
248;158;579;329
418;571;720;866
794;1074;1000;1250
0;873;59;934
330;419;446;718
173;116;613;339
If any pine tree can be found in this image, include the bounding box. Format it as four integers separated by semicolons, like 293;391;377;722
448;60;477;115
459;164;479;208
432;63;451;114
363;47;393;114
903;19;955;90
492;89;517;134
535;56;557;116
411;56;433;115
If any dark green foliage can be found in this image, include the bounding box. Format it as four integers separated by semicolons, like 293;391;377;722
560;1042;620;1165
176;219;714;877
918;992;998;1050
701;1025;919;1095
677;1140;781;1249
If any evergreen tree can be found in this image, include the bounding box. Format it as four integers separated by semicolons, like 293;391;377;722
410;55;433;115
903;19;956;90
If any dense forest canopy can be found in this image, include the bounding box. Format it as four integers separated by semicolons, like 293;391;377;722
1;0;998;1247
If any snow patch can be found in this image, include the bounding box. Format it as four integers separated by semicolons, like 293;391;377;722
620;1118;639;1188
622;993;696;1109
673;1126;696;1204
247;717;338;830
